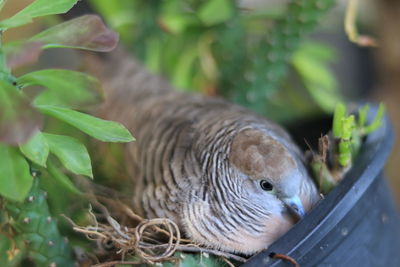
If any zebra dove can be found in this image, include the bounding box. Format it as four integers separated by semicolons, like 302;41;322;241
96;52;320;255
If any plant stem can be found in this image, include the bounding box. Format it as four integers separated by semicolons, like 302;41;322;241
6;172;76;266
228;0;336;114
0;31;16;84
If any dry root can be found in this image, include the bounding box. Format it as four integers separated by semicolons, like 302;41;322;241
67;193;246;266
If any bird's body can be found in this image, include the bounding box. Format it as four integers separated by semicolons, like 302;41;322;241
97;53;319;254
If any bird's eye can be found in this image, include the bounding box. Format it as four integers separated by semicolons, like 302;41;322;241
260;180;273;191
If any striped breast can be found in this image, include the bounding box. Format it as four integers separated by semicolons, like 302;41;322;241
96;55;305;253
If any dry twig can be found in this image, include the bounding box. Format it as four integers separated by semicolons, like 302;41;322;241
345;0;378;47
270;252;300;267
67;193;246;266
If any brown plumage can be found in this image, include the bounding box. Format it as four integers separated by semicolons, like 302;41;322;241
95;51;320;255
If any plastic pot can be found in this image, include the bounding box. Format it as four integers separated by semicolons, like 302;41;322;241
242;105;400;267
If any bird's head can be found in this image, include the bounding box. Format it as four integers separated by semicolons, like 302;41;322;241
230;128;319;220
182;128;320;254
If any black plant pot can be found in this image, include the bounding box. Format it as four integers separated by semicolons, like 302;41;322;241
242;105;400;267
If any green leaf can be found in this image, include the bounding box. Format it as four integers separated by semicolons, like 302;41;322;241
0;0;78;29
295;42;336;62
0;0;5;11
145;37;163;72
30;15;119;52
332;103;347;138
36;105;134;143
19;131;49;167
364;103;385;134
159;14;200;34
198;0;234;26
47;159;82;195
357;104;370;128
43;133;93;178
310;160;335;195
172;46;198;89
18;69;104;108
89;0;138;28
0;80;42;145
292;43;341;112
88;0;137;44
0;145;33;201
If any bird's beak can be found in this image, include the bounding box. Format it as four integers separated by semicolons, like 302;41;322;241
282;195;305;219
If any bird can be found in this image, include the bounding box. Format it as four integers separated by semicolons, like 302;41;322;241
94;51;320;255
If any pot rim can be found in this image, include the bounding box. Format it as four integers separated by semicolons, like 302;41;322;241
242;103;395;266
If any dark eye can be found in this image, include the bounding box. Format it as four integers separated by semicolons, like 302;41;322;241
260;180;273;191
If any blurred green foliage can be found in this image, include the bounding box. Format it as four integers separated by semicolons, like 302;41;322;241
124;252;232;267
6;176;76;266
0;0;350;266
332;102;385;167
90;0;341;121
312;102;385;194
0;0;132;266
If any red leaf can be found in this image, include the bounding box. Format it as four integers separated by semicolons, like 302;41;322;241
32;15;119;52
7;41;43;69
0;81;42;145
6;15;119;69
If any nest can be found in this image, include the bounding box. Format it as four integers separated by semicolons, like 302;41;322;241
66;191;247;267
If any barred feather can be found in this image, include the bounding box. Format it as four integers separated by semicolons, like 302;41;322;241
96;51;319;254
